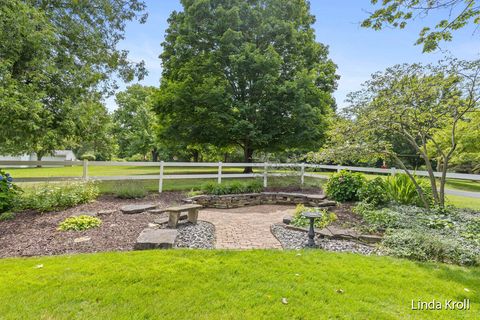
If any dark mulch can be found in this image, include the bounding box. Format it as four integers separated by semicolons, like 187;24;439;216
0;192;185;258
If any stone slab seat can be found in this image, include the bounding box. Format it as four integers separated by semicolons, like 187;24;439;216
163;204;203;228
134;229;178;250
121;204;157;214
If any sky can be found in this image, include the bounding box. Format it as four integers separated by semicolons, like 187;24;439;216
106;0;479;111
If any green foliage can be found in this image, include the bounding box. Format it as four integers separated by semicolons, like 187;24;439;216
113;85;161;161
385;174;432;207
291;204;337;229
353;202;398;232
201;181;264;195
362;0;479;52
58;215;102;231
112;182;148;199
325;170;366;202
354;202;480;265
80;153;96;161
357;177;389;206
0;211;15;222
0;170;21;213
16;182;99;213
157;0;338;162
0;0;146;157
382;229;479;266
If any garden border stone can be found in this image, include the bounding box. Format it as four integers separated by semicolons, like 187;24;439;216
183;192;335;209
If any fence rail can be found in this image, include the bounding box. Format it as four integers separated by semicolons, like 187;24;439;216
2;160;480;195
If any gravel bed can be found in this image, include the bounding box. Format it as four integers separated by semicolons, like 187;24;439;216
271;224;378;255
173;221;216;249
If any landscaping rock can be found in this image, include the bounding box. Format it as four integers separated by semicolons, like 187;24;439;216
134;229;178;250
120;204;157;214
283;215;293;224
97;209;116;216
73;236;91;243
173;221;215;249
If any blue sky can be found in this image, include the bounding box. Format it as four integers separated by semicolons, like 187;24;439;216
107;0;479;110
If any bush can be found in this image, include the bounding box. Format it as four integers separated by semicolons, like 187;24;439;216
357;177;389;206
290;204;337;229
382;229;479;266
0;170;21;213
0;211;15;221
325;170;366;202
16;181;99;213
80;153;96;161
113;182;148;199
385;174;432;207
58;215;102;231
201;181;263;195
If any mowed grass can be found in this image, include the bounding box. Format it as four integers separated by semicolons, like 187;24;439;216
0;250;478;320
6;165;251;178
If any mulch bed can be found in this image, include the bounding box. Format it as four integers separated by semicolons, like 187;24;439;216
0;192;185;258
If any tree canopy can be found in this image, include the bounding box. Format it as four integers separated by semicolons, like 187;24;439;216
322;59;480;208
0;0;147;159
362;0;480;52
156;0;338;170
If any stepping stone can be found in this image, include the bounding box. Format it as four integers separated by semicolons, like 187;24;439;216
326;226;359;239
121;204;157;214
71;212;97;217
134;229;178;250
154;212;188;225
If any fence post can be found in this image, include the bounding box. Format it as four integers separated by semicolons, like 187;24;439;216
391;167;396;176
300;163;305;185
218;161;222;184
337;165;341;173
159;161;164;193
82;159;89;180
263;163;268;188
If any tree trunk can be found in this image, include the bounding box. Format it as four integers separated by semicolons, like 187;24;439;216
392;154;430;209
192;150;199;162
36;151;44;168
152;149;159;162
224;152;228;163
243;147;254;174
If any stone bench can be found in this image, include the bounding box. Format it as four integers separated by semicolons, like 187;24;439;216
164;204;203;228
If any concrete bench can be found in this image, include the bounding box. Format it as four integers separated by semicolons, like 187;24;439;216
165;204;203;228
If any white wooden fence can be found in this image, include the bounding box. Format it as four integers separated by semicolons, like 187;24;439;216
1;160;480;194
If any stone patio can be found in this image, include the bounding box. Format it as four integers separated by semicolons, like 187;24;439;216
199;205;295;249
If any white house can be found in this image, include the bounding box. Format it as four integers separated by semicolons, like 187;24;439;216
0;150;77;165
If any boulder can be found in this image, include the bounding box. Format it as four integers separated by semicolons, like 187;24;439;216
282;215;293;224
134;229;178;250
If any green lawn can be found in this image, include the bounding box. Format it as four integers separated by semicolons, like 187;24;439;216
0;250;477;319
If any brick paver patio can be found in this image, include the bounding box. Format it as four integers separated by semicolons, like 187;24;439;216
199;205;295;249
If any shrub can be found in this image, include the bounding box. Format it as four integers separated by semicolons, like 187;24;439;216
80;153;96;161
382;229;479;266
58;215;102;231
201;181;263;195
325;170;366;202
16;181;99;213
0;211;15;221
353;202;398;232
113;182;148;199
0;170;21;213
357;177;389;206
385;174;432;207
290;204;337;229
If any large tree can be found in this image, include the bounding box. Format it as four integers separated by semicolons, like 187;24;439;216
362;0;480;52
113;85;160;161
0;0;147;159
157;0;338;171
324;59;479;209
